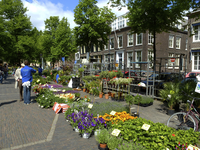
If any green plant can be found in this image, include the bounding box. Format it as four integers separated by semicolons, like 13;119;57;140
159;82;181;109
89;101;129;117
116;69;123;78
107;134;123;150
108;71;117;79
95;129;109;144
75;93;80;98
111;117;200;149
133;96;154;105
118;141;146;150
125;94;134;113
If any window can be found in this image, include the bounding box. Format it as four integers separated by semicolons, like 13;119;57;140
135;51;142;68
169;35;174;48
193;52;200;71
104;55;109;63
136;33;142;45
176;37;181;49
93;45;96;52
148;33;154;45
110;54;114;63
175;54;180;69
83;46;86;53
127;52;133;68
148;50;154;68
105;43;108;50
185;38;188;50
168;53;174;67
193;26;200;42
110;38;114;49
127;34;133;46
118;36;123;48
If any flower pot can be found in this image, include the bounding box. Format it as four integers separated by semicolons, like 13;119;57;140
132;112;139;118
99;93;103;98
82;132;91;139
108;92;111;96
105;94;109;99
83;88;86;92
94;129;101;136
73;127;79;133
167;109;175;115
87;89;89;93
98;144;109;150
111;93;115;98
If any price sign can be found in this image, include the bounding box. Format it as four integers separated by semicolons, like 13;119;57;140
141;124;150;131
111;129;121;136
88;104;93;109
110;111;116;115
188;145;200;150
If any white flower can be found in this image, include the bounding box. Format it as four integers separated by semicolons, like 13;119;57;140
37;79;40;83
43;95;44;97
62;90;66;92
45;97;47;99
41;106;44;108
168;95;171;98
51;86;53;88
38;104;40;107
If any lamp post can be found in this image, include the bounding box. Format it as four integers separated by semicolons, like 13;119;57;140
108;34;110;71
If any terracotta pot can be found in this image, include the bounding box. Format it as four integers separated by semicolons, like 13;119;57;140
87;89;89;93
111;93;115;98
83;88;86;92
99;143;107;148
105;94;109;99
99;93;103;98
108;92;111;96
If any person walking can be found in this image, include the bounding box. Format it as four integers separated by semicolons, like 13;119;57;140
3;63;8;80
21;60;36;105
14;63;25;102
38;65;43;76
0;63;4;84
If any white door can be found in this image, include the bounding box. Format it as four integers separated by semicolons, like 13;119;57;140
116;51;124;70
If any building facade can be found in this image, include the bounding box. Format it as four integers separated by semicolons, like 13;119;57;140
79;15;189;73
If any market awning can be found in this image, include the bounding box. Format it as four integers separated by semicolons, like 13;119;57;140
192;22;200;26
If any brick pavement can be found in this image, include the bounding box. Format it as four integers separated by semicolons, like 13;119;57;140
0;75;170;150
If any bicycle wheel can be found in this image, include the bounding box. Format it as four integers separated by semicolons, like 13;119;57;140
167;112;197;131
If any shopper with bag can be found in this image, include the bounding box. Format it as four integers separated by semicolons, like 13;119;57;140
21;60;36;105
14;63;25;102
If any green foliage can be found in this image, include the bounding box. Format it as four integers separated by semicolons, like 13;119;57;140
35;90;66;108
111;117;200;149
89;102;129;117
116;70;123;78
74;0;116;53
43;69;51;77
95;129;109;144
133;94;142;104
75;93;80;98
108;71;117;79
133;96;154;105
125;94;134;114
159;82;181;109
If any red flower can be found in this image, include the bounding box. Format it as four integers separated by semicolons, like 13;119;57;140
172;134;175;137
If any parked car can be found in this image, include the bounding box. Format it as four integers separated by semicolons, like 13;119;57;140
185;72;200;78
139;72;183;89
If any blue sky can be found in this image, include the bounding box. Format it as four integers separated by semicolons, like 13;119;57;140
22;0;128;31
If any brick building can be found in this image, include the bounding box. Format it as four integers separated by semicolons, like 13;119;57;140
79;14;189;73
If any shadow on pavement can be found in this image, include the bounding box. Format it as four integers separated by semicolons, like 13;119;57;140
0;100;17;106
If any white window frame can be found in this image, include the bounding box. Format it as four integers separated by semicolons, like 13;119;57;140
104;55;109;63
176;37;181;49
127;52;133;68
169;35;174;48
192;52;200;71
175;54;180;69
118;35;123;48
83;46;86;53
185;38;188;50
193;26;200;42
148;33;154;45
136;33;143;45
110;38;114;49
147;50;154;68
135;51;142;68
127;34;133;47
168;53;174;68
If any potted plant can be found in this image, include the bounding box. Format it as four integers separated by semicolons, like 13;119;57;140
125;94;134;113
159;82;181;115
95;129;109;150
133;94;142;117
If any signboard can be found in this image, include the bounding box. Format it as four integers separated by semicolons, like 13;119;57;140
115;63;119;67
171;58;175;62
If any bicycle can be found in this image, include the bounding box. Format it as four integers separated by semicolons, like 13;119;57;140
167;94;200;131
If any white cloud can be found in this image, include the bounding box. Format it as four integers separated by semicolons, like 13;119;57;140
22;0;76;31
97;0;128;17
22;0;128;31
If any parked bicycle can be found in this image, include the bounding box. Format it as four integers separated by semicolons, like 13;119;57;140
167;94;200;131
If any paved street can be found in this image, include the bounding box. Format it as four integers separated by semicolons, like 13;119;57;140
0;75;170;150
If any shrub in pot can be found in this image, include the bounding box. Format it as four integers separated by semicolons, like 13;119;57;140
95;129;109;150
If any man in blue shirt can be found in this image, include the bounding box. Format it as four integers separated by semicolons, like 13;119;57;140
21;60;36;105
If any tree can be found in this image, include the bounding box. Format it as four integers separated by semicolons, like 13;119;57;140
0;0;32;64
42;16;76;66
74;0;116;55
108;0;200;71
